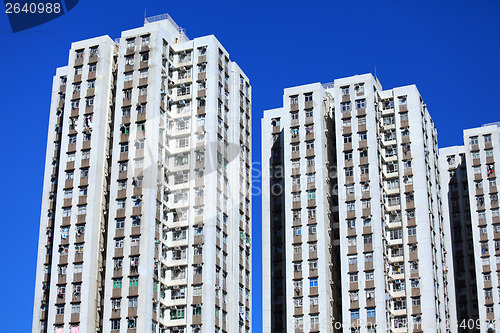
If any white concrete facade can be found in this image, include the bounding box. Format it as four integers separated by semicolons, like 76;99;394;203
262;83;340;333
461;124;499;331
438;145;478;332
32;35;118;333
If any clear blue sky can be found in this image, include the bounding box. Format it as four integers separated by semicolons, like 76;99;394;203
1;0;499;331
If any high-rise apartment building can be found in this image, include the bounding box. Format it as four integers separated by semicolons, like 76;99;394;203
438;146;479;331
262;83;341;332
262;73;455;332
440;123;499;332
33;14;252;333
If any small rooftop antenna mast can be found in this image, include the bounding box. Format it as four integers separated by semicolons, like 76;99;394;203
374;66;377;79
144;9;147;24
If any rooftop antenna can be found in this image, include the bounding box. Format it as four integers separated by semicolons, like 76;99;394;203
144;8;147;24
374;66;377;79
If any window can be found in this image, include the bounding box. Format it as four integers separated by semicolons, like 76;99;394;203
484;134;492;143
364;234;372;244
125;55;135;67
134;158;144;169
307;190;316;200
388;195;400;206
293;298;303;308
123;72;135;84
345;150;353;160
115;238;124;248
140;52;149;62
141;35;150;45
131;236;140;247
71;303;80;314
132;140;144;151
365;271;374;280
74;66;82;75
309;278;318;287
304;93;313;102
64;189;73;199
115;218;125;229
367;308;376;318
356;99;366;109
128;296;138;307
470;136;479;145
112;258;122;271
354;83;364;93
345;167;354;177
349;273;358;282
78;168;88;178
117;199;126;210
75;49;84;59
346;184;355;195
113;278;122;289
120;143;129;153
341;86;350;95
63;207;71;217
89;63;96;72
341;102;351;112
360;165;369;175
109;299;121;312
110;319;120;330
56;305;65;315
390;228;403;240
57;285;66;297
77;205;86;215
79;151;90;161
387;179;399;190
74;263;82;273
75;243;84;254
170;307;185;320
351;310;360;320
